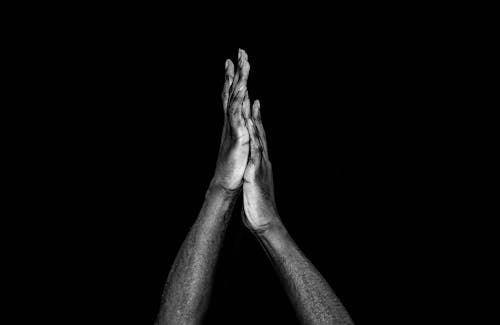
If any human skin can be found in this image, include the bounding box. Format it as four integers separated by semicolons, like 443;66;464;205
156;49;353;325
155;49;250;325
242;96;354;324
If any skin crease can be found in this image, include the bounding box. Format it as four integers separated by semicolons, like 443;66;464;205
156;49;353;324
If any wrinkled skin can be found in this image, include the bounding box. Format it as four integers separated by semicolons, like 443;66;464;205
242;99;280;232
212;50;250;190
158;49;353;325
212;49;279;232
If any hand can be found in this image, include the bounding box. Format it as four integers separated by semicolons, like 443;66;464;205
242;99;280;232
212;49;251;190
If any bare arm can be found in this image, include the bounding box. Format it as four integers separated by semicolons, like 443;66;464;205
255;219;353;325
156;50;251;325
241;97;354;325
155;184;238;325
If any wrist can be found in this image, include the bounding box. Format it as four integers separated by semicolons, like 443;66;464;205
254;216;285;238
207;179;241;199
255;218;291;252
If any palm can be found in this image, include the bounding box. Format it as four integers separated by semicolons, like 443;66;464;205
242;104;278;231
216;123;249;189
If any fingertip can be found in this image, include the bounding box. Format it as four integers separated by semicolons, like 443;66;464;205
240;49;248;61
238;49;249;69
225;59;234;76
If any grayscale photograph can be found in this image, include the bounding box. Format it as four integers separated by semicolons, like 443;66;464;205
12;6;473;325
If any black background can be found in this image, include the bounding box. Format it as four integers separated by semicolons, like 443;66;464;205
17;10;464;324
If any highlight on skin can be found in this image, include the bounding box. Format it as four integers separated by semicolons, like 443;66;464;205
155;49;354;325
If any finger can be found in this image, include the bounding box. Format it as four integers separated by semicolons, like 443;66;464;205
229;100;243;130
247;118;262;165
252;100;269;158
231;51;249;117
237;49;250;90
222;59;234;112
251;99;261;120
229;85;245;128
230;83;247;124
230;50;242;97
231;49;250;99
242;90;250;120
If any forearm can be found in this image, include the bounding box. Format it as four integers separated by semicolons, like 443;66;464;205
156;183;239;325
256;218;354;325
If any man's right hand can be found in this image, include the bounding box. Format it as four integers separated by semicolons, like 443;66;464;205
242;99;281;233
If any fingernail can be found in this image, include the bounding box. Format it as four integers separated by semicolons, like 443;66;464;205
225;60;228;69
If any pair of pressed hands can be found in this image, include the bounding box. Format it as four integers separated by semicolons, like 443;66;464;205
157;49;354;325
212;49;277;233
